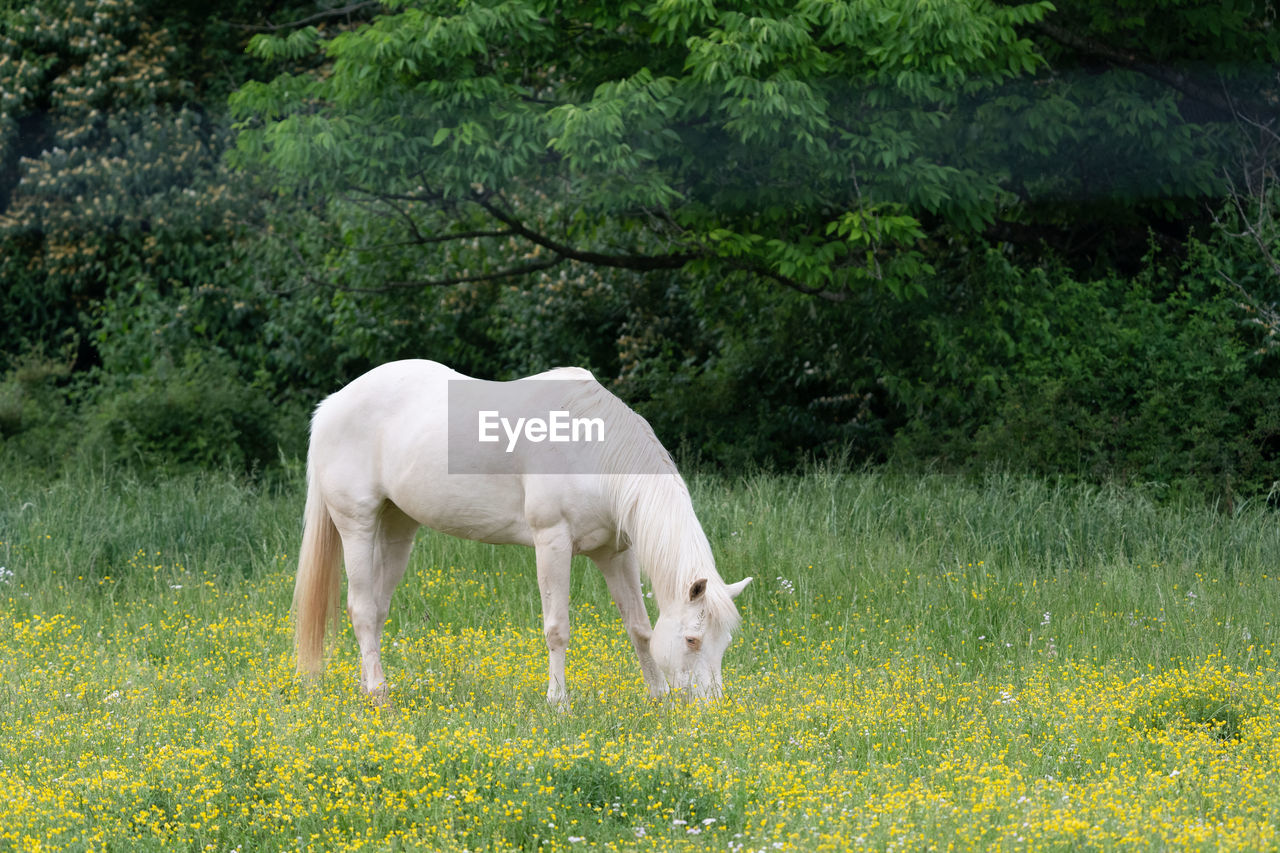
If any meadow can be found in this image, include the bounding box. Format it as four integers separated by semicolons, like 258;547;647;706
1;464;1278;851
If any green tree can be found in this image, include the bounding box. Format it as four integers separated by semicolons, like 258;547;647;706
229;0;1279;297
0;0;194;354
230;0;1058;302
1003;0;1279;265
0;0;324;470
0;0;334;364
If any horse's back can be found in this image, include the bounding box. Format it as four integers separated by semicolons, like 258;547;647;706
307;360;611;547
315;359;461;420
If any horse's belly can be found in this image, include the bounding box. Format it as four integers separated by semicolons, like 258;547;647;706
390;474;535;547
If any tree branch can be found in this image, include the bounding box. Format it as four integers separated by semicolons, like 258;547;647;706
259;231;566;294
1210;101;1280;350
477;193;850;299
721;258;850;303
342;190;516;248
318;187;857;300
472;193;700;271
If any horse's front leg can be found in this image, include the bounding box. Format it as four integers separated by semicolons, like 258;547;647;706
533;525;573;709
593;549;668;699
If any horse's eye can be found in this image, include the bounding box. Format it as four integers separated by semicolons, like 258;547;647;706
685;636;702;651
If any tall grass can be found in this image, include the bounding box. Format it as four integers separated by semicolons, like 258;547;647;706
1;463;1278;850
698;466;1277;667
0;464;296;600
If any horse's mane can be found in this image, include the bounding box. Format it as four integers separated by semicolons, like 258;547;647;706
550;370;741;631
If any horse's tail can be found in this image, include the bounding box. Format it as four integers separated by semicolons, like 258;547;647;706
294;462;342;678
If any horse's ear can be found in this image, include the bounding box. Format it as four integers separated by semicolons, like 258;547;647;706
689;578;707;601
726;576;752;599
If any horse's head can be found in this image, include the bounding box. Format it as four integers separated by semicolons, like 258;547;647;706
652;575;752;699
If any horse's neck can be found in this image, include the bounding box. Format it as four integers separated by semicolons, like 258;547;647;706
616;473;715;607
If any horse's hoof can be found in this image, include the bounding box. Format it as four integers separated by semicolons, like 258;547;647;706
364;683;391;708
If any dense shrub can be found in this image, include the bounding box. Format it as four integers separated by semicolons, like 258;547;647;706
887;240;1280;499
0;349;83;468
80;353;286;474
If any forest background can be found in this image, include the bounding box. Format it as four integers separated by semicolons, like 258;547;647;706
2;0;1279;502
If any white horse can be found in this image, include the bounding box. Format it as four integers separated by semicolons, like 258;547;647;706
293;359;751;705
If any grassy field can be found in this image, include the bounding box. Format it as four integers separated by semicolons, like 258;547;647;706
1;464;1278;851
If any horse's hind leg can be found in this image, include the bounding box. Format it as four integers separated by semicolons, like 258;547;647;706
337;503;418;701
